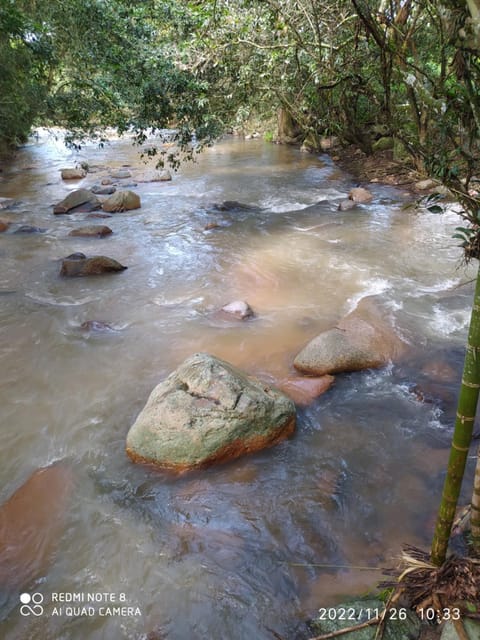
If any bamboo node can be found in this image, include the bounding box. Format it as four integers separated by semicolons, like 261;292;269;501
455;412;475;424
461;379;480;388
452;442;470;452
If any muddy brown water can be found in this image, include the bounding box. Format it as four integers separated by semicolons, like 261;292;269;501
0;133;477;639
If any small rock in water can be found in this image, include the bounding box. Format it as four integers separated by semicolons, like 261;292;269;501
90;184;117;195
65;252;87;260
204;221;221;231
68;225;113;238
80;320;115;332
338;199;357;211
14;225;47;234
211;200;257;212
61;167;86;180
0;220;10;232
60;254;127;277
220;300;255;320
349;187;373;203
101;178;113;185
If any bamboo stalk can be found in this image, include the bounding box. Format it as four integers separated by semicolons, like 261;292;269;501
431;264;480;565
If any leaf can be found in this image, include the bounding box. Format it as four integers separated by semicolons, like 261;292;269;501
466;602;477;613
455;227;475;235
427;205;443;213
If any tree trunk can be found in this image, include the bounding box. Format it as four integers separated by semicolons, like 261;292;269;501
431;263;480;566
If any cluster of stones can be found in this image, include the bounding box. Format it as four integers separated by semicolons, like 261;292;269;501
1;164;410;476
126;294;406;472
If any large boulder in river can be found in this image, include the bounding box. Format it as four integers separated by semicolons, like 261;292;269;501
60;253;127;277
102;190;141;212
294;297;406;376
126;353;296;471
53;189;101;214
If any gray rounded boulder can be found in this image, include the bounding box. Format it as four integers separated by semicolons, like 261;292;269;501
294;296;406;376
126;353;296;472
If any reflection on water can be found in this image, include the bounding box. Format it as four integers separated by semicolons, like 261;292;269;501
0;134;477;639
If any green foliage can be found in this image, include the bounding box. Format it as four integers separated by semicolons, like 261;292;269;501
0;1;51;152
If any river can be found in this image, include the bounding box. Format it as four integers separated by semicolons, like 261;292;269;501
0;133;477;639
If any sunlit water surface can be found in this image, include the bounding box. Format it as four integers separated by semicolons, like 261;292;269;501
0;134;477;639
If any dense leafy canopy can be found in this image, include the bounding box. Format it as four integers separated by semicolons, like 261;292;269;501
1;0;479;191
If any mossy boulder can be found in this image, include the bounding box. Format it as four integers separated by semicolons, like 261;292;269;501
126;353;296;471
372;137;394;152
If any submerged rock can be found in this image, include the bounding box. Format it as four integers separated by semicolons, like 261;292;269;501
85;212;112;219
136;169;172;182
53;189;101;214
0;197;16;210
294;297;406;376
204;221;221;231
90;184;116;195
338;199;358;211
102;190;141;212
277;375;335;406
68;225;113;238
210;200;258;212
126;353;296;471
60;254;127;277
80;320;115;332
110;169;131;179
349;187;373;203
0;462;73;591
0;220;10;232
14;225;47;234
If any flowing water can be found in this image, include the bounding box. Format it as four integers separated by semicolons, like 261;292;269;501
0;134;477;639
